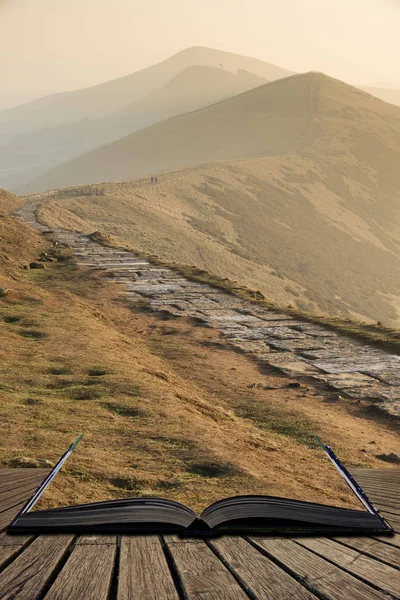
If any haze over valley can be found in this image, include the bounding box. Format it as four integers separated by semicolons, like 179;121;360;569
0;47;288;190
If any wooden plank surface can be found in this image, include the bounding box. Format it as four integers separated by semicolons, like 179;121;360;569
333;536;400;569
0;503;27;532
364;496;400;514
0;469;49;488
251;537;389;600
379;512;400;533
351;471;399;489
357;487;399;501
44;543;116;600
0;468;399;599
165;537;249;599
0;533;32;546
0;490;42;514
373;533;400;548
0;546;26;572
0;535;74;600
210;536;316;599
0;469;50;476
118;536;179;600
351;468;400;533
367;494;400;508
76;534;117;545
0;480;44;502
298;537;400;597
0;533;34;570
0;469;50;533
351;468;400;478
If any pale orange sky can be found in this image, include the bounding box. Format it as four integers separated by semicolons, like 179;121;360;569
0;0;399;95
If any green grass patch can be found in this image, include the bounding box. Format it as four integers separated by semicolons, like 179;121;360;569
101;401;143;418
67;466;94;481
110;476;145;492
157;479;182;491
22;397;43;406
236;403;317;448
18;329;48;340
46;378;75;390
48;366;73;376
68;385;105;400
189;461;238;478
106;381;141;397
262;419;317;448
87;367;110;377
3;315;24;324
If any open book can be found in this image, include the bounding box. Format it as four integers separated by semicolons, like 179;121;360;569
9;437;393;536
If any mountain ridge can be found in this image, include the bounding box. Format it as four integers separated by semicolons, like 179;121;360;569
18;71;400;195
26;71;400;325
0;46;293;135
0;64;269;191
17;71;320;193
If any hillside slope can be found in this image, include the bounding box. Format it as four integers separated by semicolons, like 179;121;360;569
18;72;316;193
0;188;21;215
0;66;267;190
4;191;397;512
0;46;292;137
0;189;38;281
33;73;400;325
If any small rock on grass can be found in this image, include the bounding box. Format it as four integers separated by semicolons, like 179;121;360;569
0;287;9;297
29;262;46;270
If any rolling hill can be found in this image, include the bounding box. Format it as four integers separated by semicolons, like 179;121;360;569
0;66;267;190
0;46;292;137
18;72;316;192
31;72;400;325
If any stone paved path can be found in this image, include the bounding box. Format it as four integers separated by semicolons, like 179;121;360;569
16;201;400;418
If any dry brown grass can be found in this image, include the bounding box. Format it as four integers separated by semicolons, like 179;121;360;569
0;188;21;214
1;212;400;515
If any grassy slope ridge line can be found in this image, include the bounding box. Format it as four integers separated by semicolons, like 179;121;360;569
15;72;316;193
89;230;400;353
29;72;400;327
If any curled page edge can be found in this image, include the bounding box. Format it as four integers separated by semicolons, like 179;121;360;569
314;435;392;531
10;434;83;527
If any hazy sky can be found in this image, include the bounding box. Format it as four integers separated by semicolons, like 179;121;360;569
1;0;399;96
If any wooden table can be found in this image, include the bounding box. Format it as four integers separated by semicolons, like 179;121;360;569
0;468;399;599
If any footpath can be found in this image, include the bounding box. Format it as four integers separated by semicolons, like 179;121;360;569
16;200;400;419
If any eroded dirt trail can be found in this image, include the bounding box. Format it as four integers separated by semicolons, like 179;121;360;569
16;201;400;418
